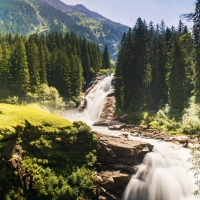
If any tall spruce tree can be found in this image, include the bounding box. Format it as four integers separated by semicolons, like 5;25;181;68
193;0;200;102
26;35;40;93
10;36;30;101
131;18;151;110
166;34;186;111
0;42;11;101
38;35;49;84
102;44;110;69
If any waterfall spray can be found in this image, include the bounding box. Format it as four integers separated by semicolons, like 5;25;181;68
64;75;113;125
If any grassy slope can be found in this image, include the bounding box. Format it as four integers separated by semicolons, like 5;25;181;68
0;104;97;199
0;103;72;140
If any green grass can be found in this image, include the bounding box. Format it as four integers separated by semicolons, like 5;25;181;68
0;103;72;140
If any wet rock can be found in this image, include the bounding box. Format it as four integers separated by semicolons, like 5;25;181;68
107;88;115;97
108;124;126;130
106;148;117;158
109;163;140;174
131;132;139;137
100;97;116;120
98;171;130;199
93;121;110;126
104;191;120;200
94;131;152;173
175;136;189;143
119;114;127;123
122;133;129;138
77;96;87;112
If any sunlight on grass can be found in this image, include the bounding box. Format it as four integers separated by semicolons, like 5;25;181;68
0;103;72;139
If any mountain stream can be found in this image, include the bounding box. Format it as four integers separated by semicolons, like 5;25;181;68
64;75;197;200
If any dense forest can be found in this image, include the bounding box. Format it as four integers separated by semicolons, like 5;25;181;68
115;0;200;134
115;19;193;112
0;32;112;106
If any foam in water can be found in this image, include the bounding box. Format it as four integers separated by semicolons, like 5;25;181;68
122;147;195;200
63;75;196;200
64;75;113;125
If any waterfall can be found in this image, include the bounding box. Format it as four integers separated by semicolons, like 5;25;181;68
64;75;196;200
84;75;112;123
122;144;195;200
64;75;113;125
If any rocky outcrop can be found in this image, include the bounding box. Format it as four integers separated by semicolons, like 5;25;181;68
2;141;35;193
99;96;116;120
77;96;87;112
94;132;154;199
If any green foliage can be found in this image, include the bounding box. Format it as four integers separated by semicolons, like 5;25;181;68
0;105;97;199
127;111;155;125
0;103;72;140
189;147;200;197
102;44;110;69
148;97;200;134
0;0;126;61
0;32;103;105
115;17;195;123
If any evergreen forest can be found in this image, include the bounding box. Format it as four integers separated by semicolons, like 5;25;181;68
0;32;110;106
115;15;200;133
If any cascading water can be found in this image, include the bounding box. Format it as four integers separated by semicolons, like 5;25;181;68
92;127;196;200
122;137;196;200
83;75;112;124
64;75;197;200
64;75;113;125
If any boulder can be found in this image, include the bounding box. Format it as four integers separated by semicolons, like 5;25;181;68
108;124;126;130
97;171;130;199
99;97;116;120
118;114;127;123
94;131;153;172
93;121;110;126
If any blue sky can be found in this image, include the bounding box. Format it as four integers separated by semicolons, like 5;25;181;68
61;0;195;29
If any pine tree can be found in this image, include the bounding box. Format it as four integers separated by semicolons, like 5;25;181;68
38;35;49;84
26;35;40;93
80;37;91;83
193;0;200;102
102;44;110;69
115;33;126;110
166;34;186;111
10;36;30;101
70;54;83;98
131;18;151;110
0;41;11;101
178;20;185;35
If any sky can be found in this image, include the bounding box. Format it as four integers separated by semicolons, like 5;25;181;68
61;0;195;29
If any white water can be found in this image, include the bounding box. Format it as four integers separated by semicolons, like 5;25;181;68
122;140;195;200
64;76;197;200
64;75;113;125
93;127;197;200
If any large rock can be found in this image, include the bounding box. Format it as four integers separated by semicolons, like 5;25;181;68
99;97;116;120
96;171;130;199
94;131;154;199
94;133;153;172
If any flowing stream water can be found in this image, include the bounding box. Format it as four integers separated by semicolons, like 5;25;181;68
64;75;113;125
64;76;197;200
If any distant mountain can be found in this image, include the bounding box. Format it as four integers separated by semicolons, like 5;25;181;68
0;0;128;60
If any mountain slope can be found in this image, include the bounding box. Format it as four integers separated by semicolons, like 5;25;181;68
39;0;129;60
0;0;128;60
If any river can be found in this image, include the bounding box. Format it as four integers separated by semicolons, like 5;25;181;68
64;75;198;200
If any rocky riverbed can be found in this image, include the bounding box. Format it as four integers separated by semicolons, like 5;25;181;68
93;120;200;149
93;131;154;200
